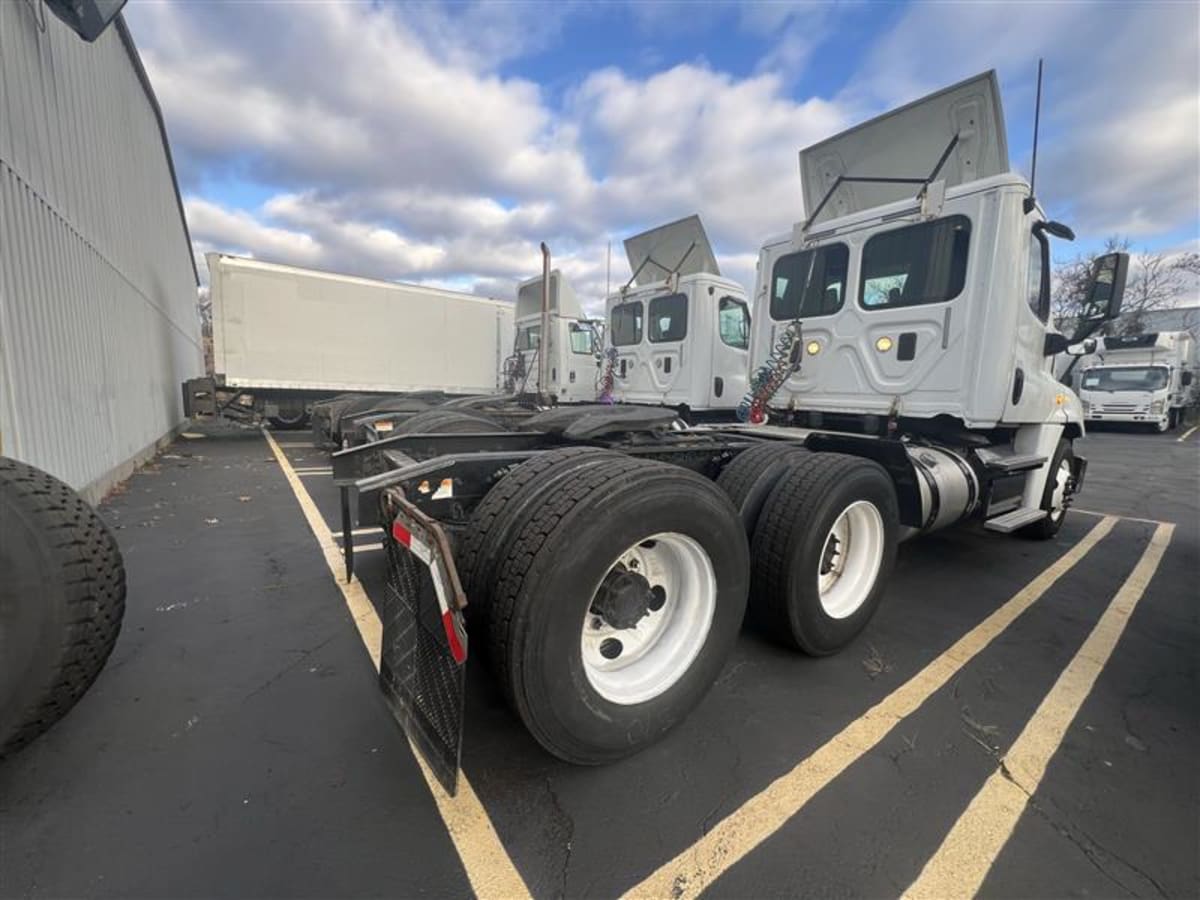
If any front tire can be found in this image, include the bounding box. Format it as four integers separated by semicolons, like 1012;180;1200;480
1019;439;1074;540
750;453;899;655
488;457;749;764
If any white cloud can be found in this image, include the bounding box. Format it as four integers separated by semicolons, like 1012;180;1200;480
840;0;1200;239
128;0;1198;312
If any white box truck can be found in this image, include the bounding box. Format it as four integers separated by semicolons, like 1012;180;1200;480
1078;331;1196;431
186;254;515;428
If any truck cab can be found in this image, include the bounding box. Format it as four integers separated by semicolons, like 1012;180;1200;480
601;216;751;417
745;71;1125;529
1078;332;1195;431
507;270;601;403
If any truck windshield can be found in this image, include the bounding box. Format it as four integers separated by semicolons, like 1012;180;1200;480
1081;366;1169;392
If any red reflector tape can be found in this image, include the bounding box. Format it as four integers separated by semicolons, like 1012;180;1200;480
391;521;412;547
442;611;467;664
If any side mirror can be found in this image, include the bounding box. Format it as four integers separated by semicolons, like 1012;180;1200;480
1081;252;1129;323
1037;220;1076;241
1043;334;1097;357
45;0;127;42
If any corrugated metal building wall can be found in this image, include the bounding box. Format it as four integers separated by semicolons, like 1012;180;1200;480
0;4;201;502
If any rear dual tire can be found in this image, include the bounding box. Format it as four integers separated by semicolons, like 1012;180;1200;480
747;453;899;656
469;455;749;764
716;441;811;535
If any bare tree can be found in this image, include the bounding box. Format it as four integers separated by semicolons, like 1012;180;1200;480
1052;236;1200;334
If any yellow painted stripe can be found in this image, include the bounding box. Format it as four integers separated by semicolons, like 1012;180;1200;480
263;429;531;899
1072;508;1172;527
903;521;1173;898
333;527;379;539
1177;424;1198;443
624;515;1119;900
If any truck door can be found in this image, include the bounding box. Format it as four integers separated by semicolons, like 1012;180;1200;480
645;291;689;400
557;320;598;401
610;299;645;393
1001;227;1059;422
709;294;750;408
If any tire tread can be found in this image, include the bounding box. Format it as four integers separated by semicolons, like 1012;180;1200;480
0;458;125;757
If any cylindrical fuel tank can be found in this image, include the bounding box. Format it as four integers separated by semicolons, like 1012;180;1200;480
904;444;980;534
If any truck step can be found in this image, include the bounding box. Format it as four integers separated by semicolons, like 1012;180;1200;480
976;449;1047;474
984;507;1047;533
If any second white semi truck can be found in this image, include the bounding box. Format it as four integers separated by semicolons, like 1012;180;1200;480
599;216;751;420
1078;331;1195;431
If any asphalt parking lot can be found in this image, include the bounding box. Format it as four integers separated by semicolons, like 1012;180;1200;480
1;425;1196;899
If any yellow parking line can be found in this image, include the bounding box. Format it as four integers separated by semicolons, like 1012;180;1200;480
1177;424;1198;443
263;429;531;899
624;515;1118;900
1072;508;1172;527
903;522;1173;898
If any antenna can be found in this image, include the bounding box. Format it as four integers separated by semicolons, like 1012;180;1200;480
1024;58;1044;214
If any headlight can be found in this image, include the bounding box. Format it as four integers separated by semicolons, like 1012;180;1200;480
1081;399;1091;414
1150;400;1165;415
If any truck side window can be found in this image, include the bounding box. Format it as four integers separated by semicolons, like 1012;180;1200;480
859;215;971;309
1027;231;1050;322
516;325;541;351
718;296;750;349
771;243;849;320
648;293;688;343
569;323;595;354
611;301;643;346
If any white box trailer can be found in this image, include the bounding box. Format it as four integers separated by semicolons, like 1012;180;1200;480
210;254;514;394
192;254;515;426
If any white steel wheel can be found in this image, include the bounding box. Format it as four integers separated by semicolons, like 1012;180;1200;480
1048;457;1072;523
816;500;886;620
581;532;717;706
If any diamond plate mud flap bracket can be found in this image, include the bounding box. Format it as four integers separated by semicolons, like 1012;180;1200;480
379;488;468;795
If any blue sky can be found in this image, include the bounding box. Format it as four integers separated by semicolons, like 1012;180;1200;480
124;0;1199;309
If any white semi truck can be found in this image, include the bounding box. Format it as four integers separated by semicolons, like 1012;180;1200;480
505;267;601;404
599;216;751;419
334;71;1126;792
1078;331;1195;431
186;253;516;429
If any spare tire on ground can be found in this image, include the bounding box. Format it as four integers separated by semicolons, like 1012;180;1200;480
0;458;126;757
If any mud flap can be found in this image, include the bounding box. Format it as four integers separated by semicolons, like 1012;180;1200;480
379;491;468;795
